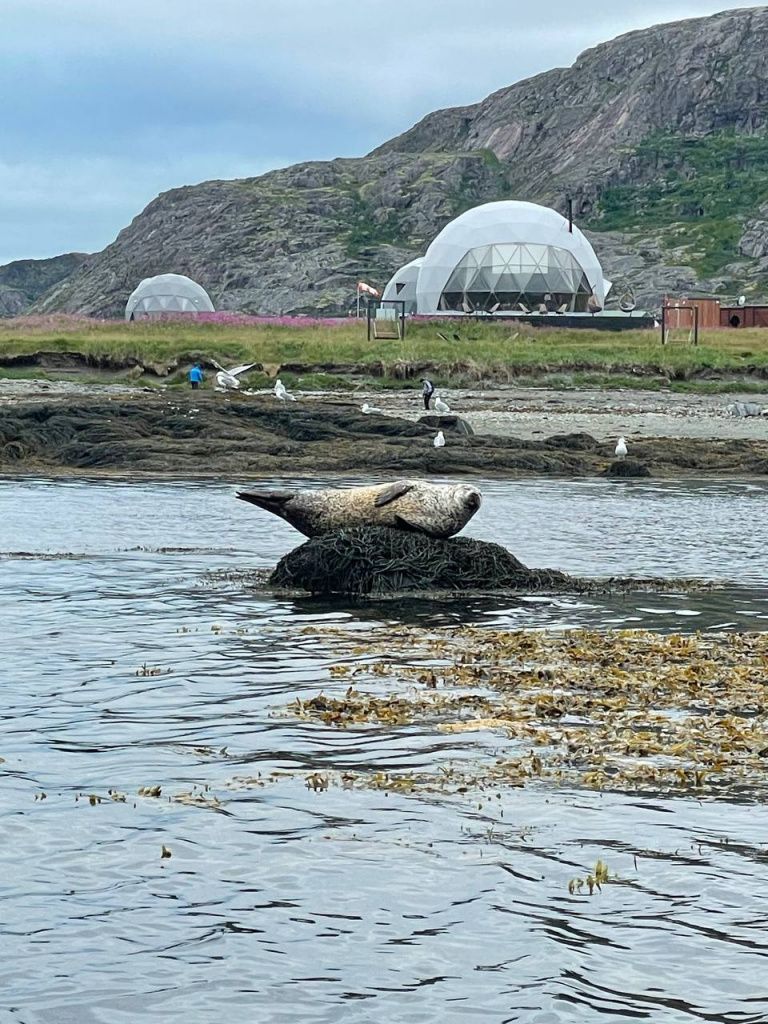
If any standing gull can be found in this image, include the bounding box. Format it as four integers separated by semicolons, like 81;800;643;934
434;396;451;415
433;431;445;448
615;437;628;459
274;379;297;402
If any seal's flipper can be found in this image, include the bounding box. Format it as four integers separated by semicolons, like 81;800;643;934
374;482;414;508
394;513;440;538
236;491;296;518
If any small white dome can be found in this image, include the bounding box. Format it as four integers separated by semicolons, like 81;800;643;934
381;257;423;314
416;201;608;315
125;273;214;320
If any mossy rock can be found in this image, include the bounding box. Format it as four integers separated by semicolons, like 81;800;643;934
604;459;652;478
270;525;573;595
418;414;474;435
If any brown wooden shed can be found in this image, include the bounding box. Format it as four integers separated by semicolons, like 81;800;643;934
665;296;721;329
720;304;768;328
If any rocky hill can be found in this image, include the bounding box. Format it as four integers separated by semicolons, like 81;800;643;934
0;253;88;317
25;6;768;316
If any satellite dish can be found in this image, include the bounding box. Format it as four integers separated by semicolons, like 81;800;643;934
738;295;746;306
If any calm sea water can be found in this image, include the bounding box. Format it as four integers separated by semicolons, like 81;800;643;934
1;476;767;1023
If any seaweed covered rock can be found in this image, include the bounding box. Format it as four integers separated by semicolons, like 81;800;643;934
604;459;651;478
270;525;573;595
3;396;768;478
417;414;474;436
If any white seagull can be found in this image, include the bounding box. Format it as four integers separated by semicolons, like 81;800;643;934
615;436;628;459
434;396;451;414
274;378;297;402
361;402;381;414
433;431;446;448
213;361;258;391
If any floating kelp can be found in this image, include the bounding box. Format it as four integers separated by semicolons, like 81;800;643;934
46;628;766;813
281;627;768;798
292;688;498;727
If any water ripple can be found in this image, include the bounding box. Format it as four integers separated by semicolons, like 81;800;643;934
2;477;768;1022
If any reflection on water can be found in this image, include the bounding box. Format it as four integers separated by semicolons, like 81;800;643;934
1;477;768;1023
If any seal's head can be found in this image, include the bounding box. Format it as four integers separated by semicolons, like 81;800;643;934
455;483;482;514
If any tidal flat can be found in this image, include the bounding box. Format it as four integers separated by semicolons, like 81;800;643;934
1;391;767;479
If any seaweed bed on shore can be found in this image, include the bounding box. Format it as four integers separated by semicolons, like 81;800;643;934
1;393;768;477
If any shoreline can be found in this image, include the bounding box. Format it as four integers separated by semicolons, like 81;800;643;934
345;384;768;443
1;376;767;441
1;385;767;480
4;376;768;432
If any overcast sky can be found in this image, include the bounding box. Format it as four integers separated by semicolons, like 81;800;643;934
1;1;763;266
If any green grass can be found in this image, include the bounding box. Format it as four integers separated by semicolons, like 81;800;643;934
345;192;405;258
589;130;768;279
2;317;768;389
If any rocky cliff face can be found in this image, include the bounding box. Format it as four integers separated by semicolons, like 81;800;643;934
28;7;768;316
0;253;88;316
35;153;504;317
378;8;768;199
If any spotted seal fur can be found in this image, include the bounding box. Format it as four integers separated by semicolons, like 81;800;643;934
236;480;482;539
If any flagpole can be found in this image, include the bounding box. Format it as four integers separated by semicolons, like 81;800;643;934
356;281;379;318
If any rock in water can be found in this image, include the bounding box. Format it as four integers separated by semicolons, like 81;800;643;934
604;459;651;478
237;480;481;539
269;525;573;595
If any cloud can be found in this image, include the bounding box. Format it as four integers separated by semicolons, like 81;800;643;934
1;0;765;264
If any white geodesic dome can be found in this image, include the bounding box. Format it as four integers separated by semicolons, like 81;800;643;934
416;201;610;315
381;257;423;315
125;273;214;320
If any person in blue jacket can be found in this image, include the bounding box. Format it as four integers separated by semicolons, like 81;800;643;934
189;363;204;389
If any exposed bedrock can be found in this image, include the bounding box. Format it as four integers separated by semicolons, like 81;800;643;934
1;395;767;477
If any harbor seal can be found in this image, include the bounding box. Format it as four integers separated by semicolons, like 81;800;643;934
236;480;482;539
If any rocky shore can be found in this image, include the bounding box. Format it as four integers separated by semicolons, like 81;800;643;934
1;389;767;479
